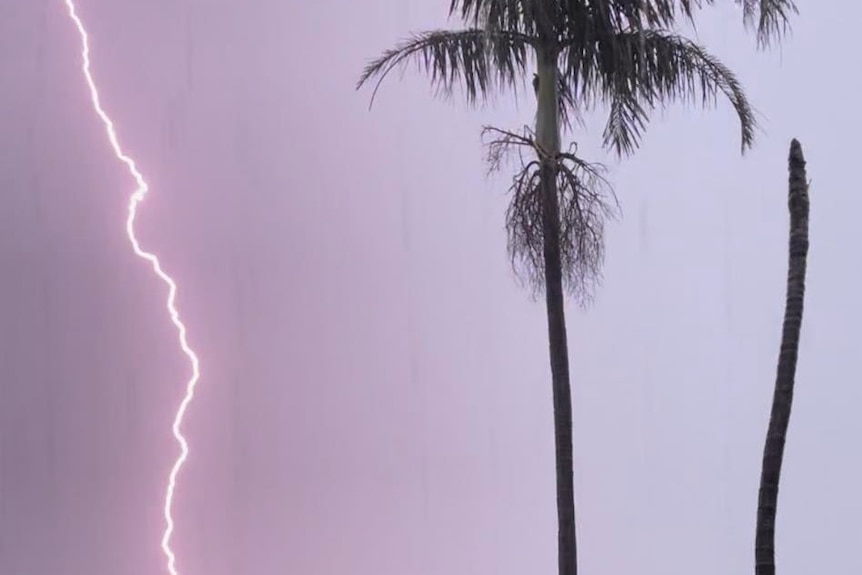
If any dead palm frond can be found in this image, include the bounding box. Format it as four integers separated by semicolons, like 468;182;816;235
483;125;617;300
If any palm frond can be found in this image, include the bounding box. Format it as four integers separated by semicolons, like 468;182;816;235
557;76;585;131
560;29;756;156
357;29;532;107
602;97;649;157
449;0;550;36
451;0;702;42
632;0;796;45
734;0;796;46
604;0;796;39
661;0;796;44
572;0;702;30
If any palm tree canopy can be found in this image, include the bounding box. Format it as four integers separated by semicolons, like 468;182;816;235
568;28;756;155
450;0;795;44
358;0;796;155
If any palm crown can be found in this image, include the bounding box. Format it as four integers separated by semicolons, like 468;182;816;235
358;0;795;156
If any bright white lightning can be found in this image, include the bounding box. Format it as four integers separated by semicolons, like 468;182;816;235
62;2;201;575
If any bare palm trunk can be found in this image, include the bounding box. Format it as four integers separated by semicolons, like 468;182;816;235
755;138;810;575
536;50;577;575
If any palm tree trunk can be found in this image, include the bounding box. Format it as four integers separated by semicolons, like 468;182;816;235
535;50;577;575
755;138;810;575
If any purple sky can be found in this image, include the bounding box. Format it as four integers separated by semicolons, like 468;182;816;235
0;1;858;574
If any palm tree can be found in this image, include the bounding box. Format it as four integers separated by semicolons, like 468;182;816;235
755;138;810;575
357;3;796;575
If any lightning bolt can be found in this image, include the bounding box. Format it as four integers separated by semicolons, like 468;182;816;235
63;2;201;575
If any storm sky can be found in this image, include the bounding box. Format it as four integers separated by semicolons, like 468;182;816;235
0;1;856;575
